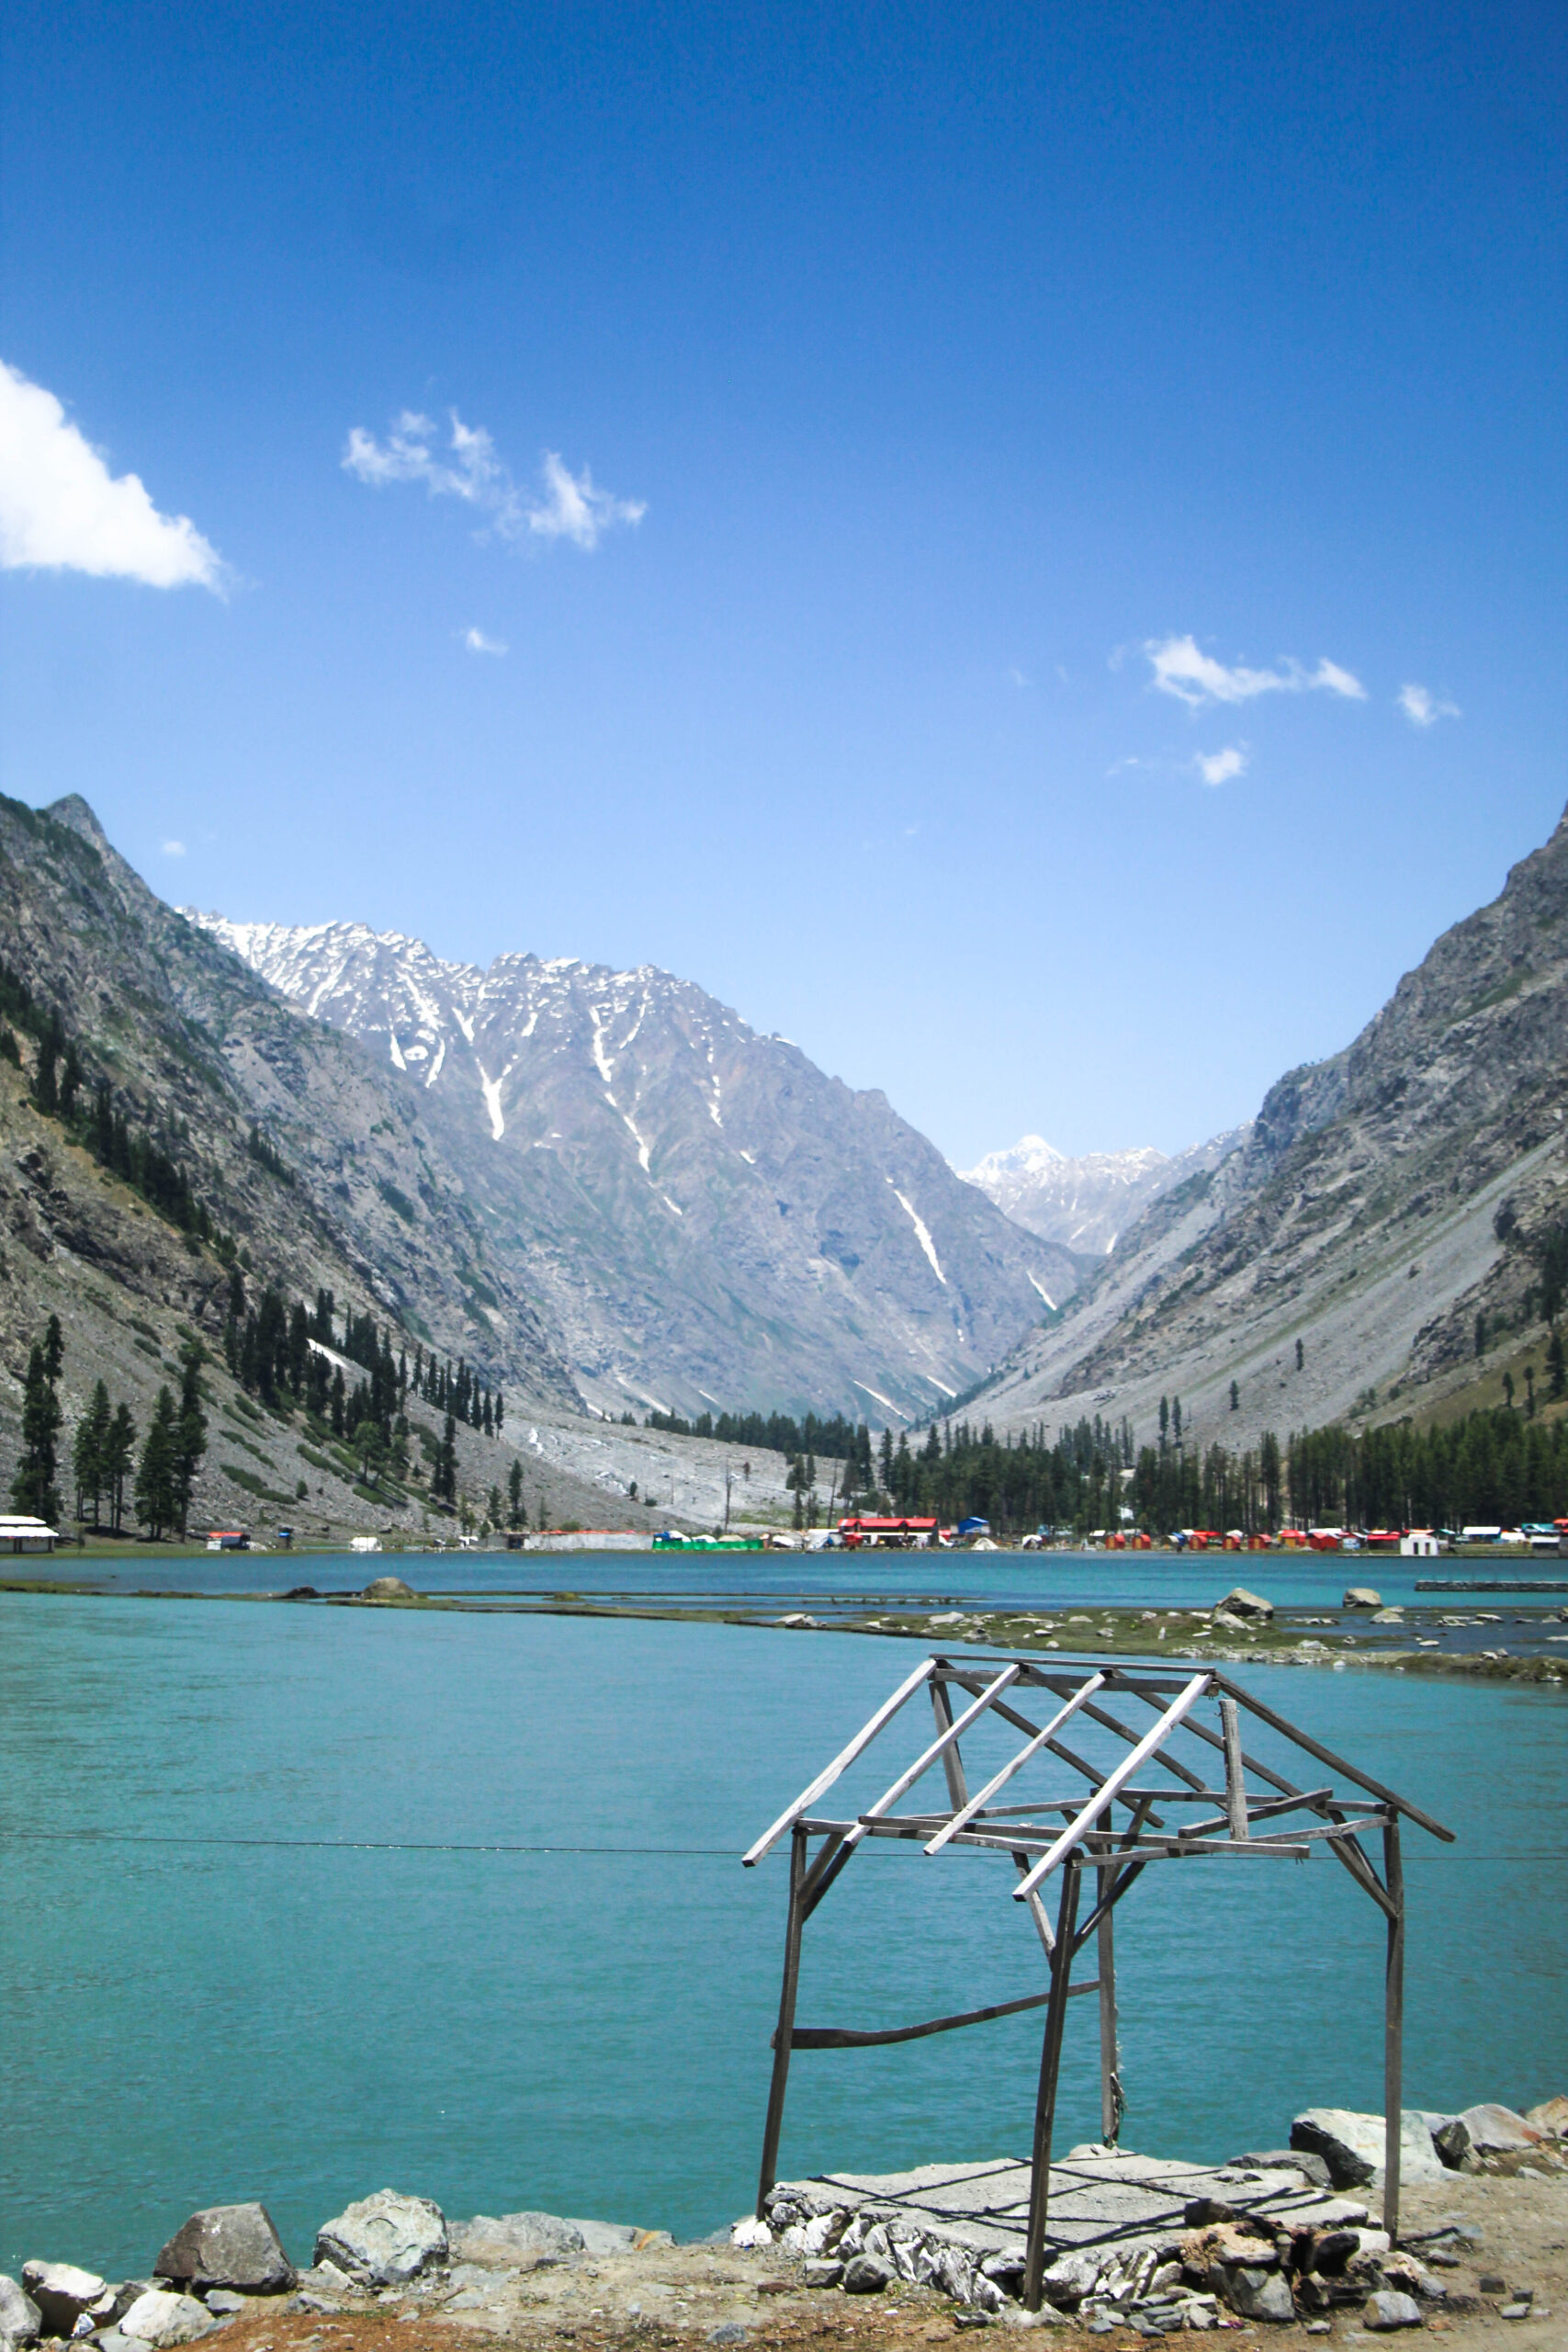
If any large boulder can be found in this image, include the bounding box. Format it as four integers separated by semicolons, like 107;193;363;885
449;2214;585;2263
1217;1588;1273;1620
314;2190;447;2286
1291;2109;1444;2188
1457;2102;1543;2154
1344;1588;1382;1610
0;2278;41;2346
154;2205;295;2295
1525;2095;1568;2137
118;2292;216;2346
20;2265;108;2336
362;1577;415;1601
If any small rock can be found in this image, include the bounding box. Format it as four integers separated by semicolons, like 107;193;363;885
1225;2267;1293;2323
803;2264;843;2290
1458;2103;1543;2154
707;2326;749;2344
1498;2305;1531;2323
1184;2200;1235;2227
156;2206;295;2297
20;2269;107;2338
1344;1587;1382;1610
314;2191;447;2287
842;2256;892;2295
118;2291;216;2346
728;2219;772;2252
361;1577;415;1600
0;2278;42;2346
1478;2276;1508;2296
1227;2150;1332;2188
1367;2290;1424;2330
292;2265;355;2299
198;2296;246;2319
1217;1588;1273;1620
1427;2117;1472;2168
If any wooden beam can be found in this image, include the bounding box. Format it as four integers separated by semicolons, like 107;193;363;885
1014;1676;1212;1900
1212;1674;1455;1842
1022;1858;1082;2311
742;1655;938;1865
931;1675;970;1810
1219;1696;1249;1842
1382;1819;1405;2245
756;1826;808;2214
925;1675;1109;1853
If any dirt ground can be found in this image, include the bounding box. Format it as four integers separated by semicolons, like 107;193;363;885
200;2168;1563;2352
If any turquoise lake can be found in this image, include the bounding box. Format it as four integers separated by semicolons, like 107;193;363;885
2;1579;1563;2278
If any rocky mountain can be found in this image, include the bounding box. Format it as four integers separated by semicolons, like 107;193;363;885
0;792;601;1539
977;803;1568;1450
960;1130;1249;1254
194;914;1081;1419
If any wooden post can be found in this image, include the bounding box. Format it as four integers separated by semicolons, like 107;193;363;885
1022;1854;1082;2311
756;1825;808;2216
1219;1695;1249;1841
931;1676;970;1809
1382;1818;1405;2245
1097;1852;1120;2144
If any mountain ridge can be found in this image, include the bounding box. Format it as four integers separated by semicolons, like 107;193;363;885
960;1129;1251;1254
192;910;1082;1419
976;803;1568;1448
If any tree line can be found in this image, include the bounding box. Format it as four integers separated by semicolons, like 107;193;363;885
9;1315;208;1540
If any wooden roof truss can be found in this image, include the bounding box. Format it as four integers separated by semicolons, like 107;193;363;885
742;1653;1453;2307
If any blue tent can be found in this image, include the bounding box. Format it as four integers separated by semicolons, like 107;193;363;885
955;1515;990;1536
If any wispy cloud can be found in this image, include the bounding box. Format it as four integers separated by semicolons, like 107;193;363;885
1194;744;1248;786
344;409;645;551
161;839;187;856
1146;634;1366;709
1398;682;1461;728
0;360;225;589
463;626;508;656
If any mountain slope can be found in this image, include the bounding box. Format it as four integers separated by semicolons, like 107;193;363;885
979;804;1568;1447
194;915;1079;1418
960;1130;1249;1253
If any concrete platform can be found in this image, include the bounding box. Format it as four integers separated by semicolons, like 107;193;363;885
770;2145;1371;2268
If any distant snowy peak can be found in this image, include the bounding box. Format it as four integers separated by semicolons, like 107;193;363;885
960;1129;1248;1254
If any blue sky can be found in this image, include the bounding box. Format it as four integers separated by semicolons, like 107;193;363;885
2;1;1563;1166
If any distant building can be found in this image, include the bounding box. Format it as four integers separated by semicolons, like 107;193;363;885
0;1515;58;1554
1399;1531;1439;1556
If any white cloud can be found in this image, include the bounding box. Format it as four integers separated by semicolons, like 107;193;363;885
1398;682;1461;728
344;408;645;551
1194;745;1248;786
161;839;187;856
1146;633;1366;709
463;626;508;655
0;360;224;590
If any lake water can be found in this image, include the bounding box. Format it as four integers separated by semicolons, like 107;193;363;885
2;1586;1563;2281
17;1542;1551;1611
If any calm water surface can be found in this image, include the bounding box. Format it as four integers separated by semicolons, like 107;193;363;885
2;1590;1562;2276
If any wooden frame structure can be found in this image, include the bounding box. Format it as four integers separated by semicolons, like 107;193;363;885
742;1654;1453;2308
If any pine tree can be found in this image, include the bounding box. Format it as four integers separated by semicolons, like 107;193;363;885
135;1389;178;1538
104;1404;137;1532
73;1381;113;1526
507;1457;524;1530
43;1312;63;1386
10;1341;62;1521
173;1349;208;1534
1549;1329;1566;1402
1229;1380;1239;1413
1295;1337;1305;1372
